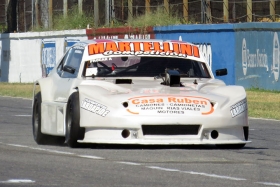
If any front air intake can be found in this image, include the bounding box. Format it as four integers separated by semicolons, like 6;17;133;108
115;79;132;84
165;69;180;87
142;125;200;135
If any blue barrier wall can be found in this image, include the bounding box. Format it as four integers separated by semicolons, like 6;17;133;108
154;23;280;90
154;24;236;85
234;23;280;90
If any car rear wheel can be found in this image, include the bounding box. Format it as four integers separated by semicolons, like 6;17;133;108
32;92;49;144
216;144;246;149
65;92;85;148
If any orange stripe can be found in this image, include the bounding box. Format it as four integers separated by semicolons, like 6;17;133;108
202;106;214;115
126;109;139;115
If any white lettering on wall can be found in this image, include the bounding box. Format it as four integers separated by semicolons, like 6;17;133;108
241;38;270;78
124;34;151;39
93;34;151;40
197;43;212;70
93;35;118;39
273;32;279;81
179;35;212;69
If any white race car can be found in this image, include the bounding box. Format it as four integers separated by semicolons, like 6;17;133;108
32;39;249;148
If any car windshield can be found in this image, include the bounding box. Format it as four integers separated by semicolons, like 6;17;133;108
85;56;211;78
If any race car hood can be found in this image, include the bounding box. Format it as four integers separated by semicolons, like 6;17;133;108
78;78;246;117
79;78;222;94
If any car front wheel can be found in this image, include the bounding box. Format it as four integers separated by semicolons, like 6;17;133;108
32;92;49;144
65;92;85;148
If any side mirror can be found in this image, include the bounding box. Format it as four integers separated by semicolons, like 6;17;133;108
216;68;227;76
63;65;75;74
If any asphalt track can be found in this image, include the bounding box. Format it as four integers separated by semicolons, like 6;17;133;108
0;96;279;187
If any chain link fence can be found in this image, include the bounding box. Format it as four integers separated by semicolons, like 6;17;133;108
1;0;280;33
0;0;6;32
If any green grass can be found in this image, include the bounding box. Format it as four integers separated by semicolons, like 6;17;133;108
0;24;7;33
125;8;185;28
0;83;279;120
33;5;95;32
0;83;34;99
32;6;185;32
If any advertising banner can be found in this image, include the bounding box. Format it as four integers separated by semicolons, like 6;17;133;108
235;31;280;90
41;39;56;76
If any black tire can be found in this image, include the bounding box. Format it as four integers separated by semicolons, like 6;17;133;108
32;92;49;144
216;144;246;149
65;92;85;148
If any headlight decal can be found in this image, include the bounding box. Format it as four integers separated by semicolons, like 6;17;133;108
81;98;110;117
230;99;247;118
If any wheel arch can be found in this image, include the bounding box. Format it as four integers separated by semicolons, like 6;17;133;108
64;87;79;135
65;89;85;147
32;81;40;107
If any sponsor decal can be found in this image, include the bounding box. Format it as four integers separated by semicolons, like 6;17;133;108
242;38;247;76
73;46;85;50
91;57;112;62
138;88;194;95
41;39;56;75
126;95;214;115
88;42;200;58
92;34;151;40
74;49;83;54
273;32;280;81
241;34;280;82
124;34;151;39
81;98;110;117
242;38;269;76
139;89;160;94
230;99;247;118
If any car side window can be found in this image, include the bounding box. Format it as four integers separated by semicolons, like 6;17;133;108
57;46;84;78
57;50;71;77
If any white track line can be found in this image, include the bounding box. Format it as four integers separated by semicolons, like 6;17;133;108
146;166;180;172
116;161;141;166
45;150;74;155
5;142;105;160
6;143;28;148
78;155;104;160
3;142;280;185
14;115;32;117
8;145;75;155
0;179;35;183
249;117;280;122
181;171;246;181
147;166;246;180
255;182;280;186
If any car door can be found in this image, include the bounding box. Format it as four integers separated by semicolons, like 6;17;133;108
41;46;84;135
53;46;84;102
